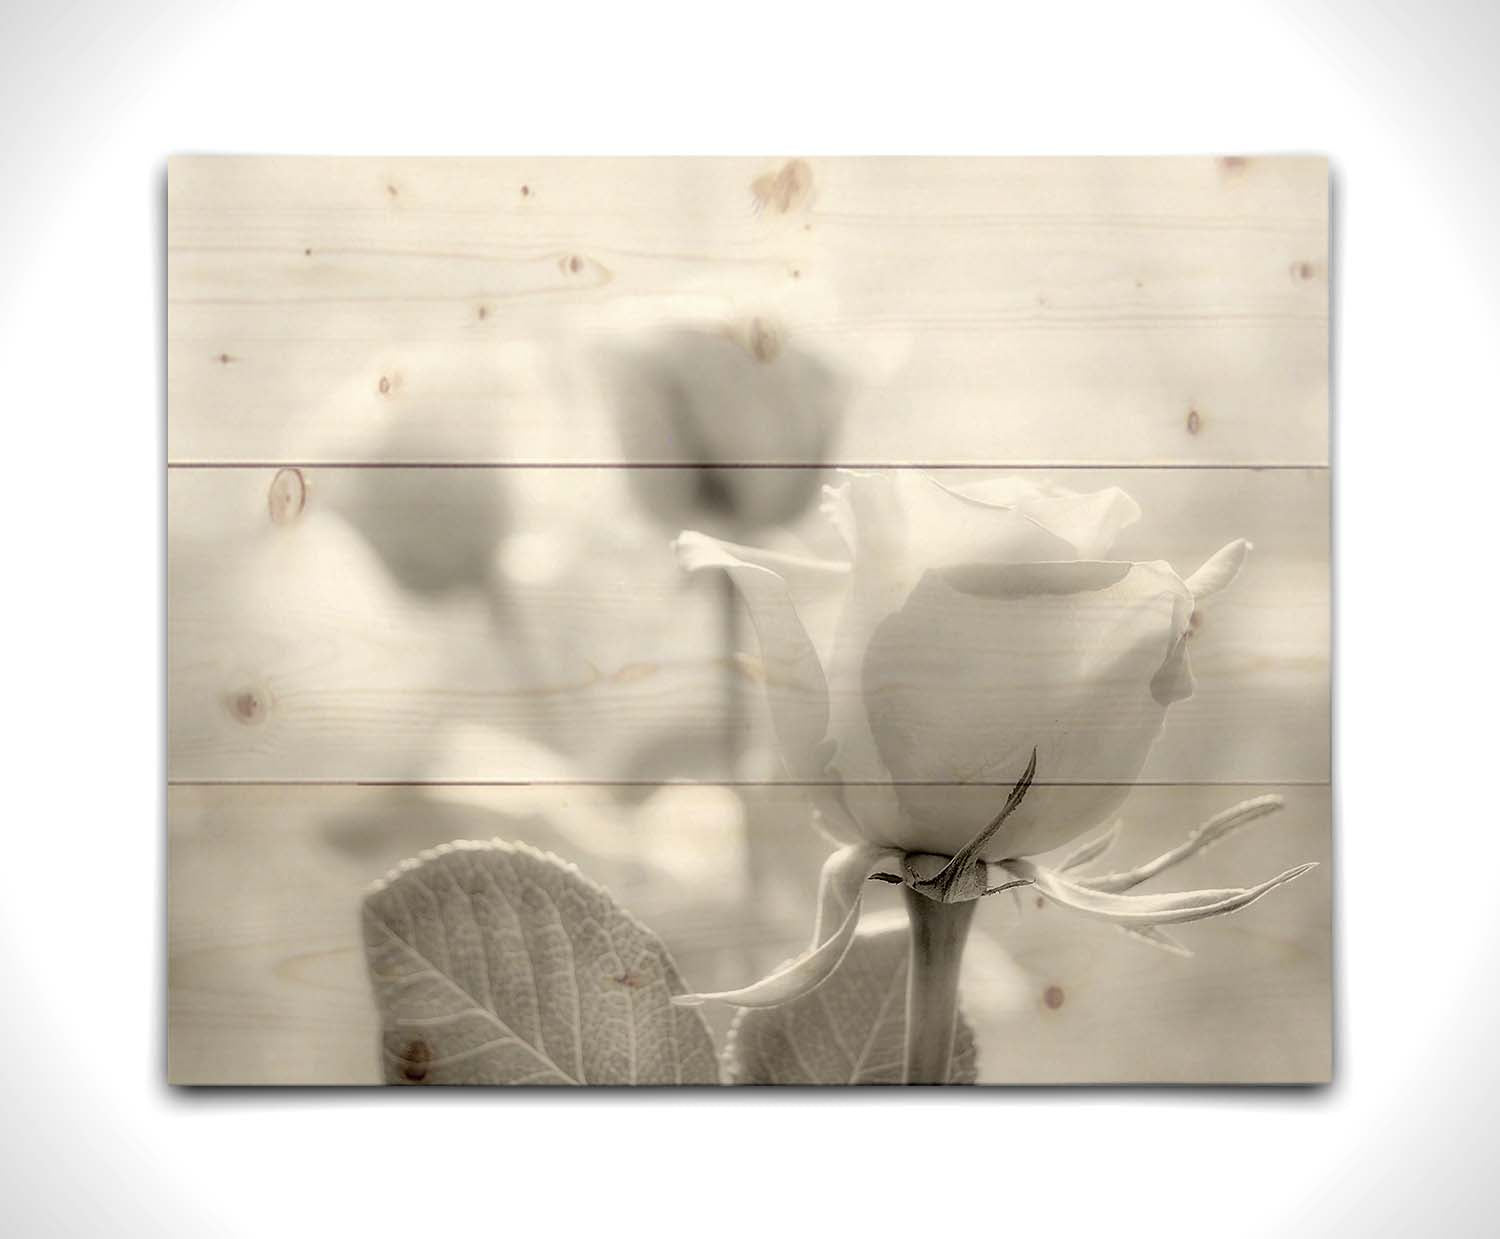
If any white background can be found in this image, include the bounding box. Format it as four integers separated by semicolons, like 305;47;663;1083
2;1;1496;1234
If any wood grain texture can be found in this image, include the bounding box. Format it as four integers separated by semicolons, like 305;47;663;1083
168;465;1328;785
168;156;1327;466
168;782;1330;1085
166;157;1331;1086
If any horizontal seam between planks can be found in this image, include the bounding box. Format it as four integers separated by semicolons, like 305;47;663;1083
166;778;1332;789
164;461;1331;471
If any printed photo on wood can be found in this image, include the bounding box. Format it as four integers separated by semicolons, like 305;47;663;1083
167;156;1330;1085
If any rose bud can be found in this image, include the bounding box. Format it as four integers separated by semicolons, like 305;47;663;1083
669;471;1313;1013
606;323;845;537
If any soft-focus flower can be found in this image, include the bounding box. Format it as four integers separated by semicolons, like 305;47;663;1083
607;326;845;536
337;421;508;597
671;471;1313;1007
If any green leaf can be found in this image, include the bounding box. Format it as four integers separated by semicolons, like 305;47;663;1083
724;923;978;1085
362;840;719;1085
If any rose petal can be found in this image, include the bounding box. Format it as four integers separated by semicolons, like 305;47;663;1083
818;481;857;558
892;472;1086;568
1150;585;1197;706
1185;538;1252;604
860;560;1195;857
943;477;1142;559
1006;857;1318;926
905;748;1036;903
674;530;832;779
675;531;863;842
673;844;903;1008
820;474;1092;800
817;474;924;837
672;537;850;585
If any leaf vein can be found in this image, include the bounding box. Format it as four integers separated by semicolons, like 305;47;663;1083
367;907;569;1082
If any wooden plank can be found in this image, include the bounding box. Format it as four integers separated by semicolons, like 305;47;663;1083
168;465;1328;785
168;156;1327;466
167;781;1331;1085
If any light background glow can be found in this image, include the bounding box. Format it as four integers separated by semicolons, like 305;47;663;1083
2;0;1495;1233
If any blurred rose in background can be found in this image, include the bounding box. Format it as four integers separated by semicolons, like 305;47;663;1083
605;323;846;537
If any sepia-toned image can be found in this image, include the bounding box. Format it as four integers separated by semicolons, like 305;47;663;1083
167;156;1330;1085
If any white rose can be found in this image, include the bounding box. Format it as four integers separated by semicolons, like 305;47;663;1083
679;470;1247;858
672;470;1310;1009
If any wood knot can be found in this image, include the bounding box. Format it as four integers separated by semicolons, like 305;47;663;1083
385;183;399;198
520;184;531;197
553;253;610;284
227;686;269;726
398;1039;431;1083
377;373;399;396
1186;408;1202;435
267;467;306;524
1219;155;1249;174
747;317;781;363
476;304;490;321
751;158;813;213
1043;984;1065;1010
1290;259;1320;282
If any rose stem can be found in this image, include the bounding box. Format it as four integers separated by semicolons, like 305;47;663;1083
902;885;978;1084
721;572;768;978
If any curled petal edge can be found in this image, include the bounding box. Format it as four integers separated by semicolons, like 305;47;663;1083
673;844;903;1009
676;529;864;843
1150;584;1198;707
1005;857;1317;926
675;533;851;585
818;482;857;557
1186;538;1252;604
935;476;1143;560
674;530;833;777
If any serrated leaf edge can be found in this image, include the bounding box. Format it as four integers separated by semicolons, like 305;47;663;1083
364;837;723;1085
